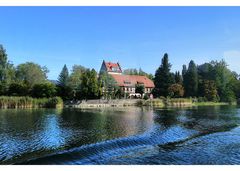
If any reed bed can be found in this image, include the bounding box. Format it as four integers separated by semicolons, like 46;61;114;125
0;96;63;109
166;98;193;107
142;99;164;107
143;98;192;107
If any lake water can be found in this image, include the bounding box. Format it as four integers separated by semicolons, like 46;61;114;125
1;106;240;165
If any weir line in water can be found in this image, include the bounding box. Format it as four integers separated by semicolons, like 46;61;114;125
17;124;236;165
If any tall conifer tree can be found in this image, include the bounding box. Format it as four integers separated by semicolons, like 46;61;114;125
153;53;174;97
184;60;198;97
57;64;69;87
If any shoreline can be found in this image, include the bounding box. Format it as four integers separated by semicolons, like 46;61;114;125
64;99;236;109
0;96;236;109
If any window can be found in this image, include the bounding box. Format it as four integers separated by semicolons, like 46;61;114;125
124;80;131;84
112;67;118;72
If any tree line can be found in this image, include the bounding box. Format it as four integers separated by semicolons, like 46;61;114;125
153;53;240;103
0;44;58;98
1;44;240;102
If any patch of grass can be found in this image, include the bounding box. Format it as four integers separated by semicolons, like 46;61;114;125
193;102;231;106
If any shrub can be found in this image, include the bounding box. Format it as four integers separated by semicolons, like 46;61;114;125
32;82;57;98
168;83;184;98
8;82;30;96
135;84;145;95
143;94;149;100
198;96;207;102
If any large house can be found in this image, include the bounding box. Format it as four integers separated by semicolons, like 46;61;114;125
100;60;155;97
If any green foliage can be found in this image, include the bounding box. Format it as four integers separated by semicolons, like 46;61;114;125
168;98;192;103
56;65;70;99
32;82;57;98
135;84;145;95
199;80;219;102
113;87;124;99
231;74;240;99
57;64;69;87
0;96;63;109
196;60;238;102
67;65;86;99
174;71;183;85
145;98;164;107
221;87;236;103
183;60;198;97
197;97;208;102
208;60;235;102
8;82;30;96
143;94;149;100
123;68;138;75
98;71;118;100
123;68;153;80
16;62;48;87
168;83;184;98
153;53;175;97
1;44;240;104
0;45;15;95
0;45;8;82
182;65;187;77
80;69;99;99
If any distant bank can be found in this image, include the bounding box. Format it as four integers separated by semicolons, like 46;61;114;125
0;96;235;109
65;98;233;109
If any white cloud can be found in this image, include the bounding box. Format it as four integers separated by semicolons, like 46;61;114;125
223;50;240;74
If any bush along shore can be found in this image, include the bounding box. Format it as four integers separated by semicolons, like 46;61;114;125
0;96;63;109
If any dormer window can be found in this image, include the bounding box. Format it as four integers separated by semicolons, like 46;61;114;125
112;67;118;72
124;80;131;84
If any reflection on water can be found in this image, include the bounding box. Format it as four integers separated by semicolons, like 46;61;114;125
0;107;153;164
0;106;240;164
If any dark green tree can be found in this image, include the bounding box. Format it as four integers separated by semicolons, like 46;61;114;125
57;64;69;87
184;60;198;97
57;64;70;99
200;80;219;102
174;71;183;85
153;53;175;97
8;82;30;96
0;45;15;95
197;63;214;80
31;82;57;98
135;84;145;96
114;86;124;99
0;45;8;82
182;65;187;77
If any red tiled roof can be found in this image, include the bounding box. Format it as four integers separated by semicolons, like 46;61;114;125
104;61;122;73
110;74;155;88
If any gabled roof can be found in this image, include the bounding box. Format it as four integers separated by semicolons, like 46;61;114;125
104;61;122;73
110;74;155;88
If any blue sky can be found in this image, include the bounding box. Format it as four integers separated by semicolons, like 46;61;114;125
0;6;240;80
